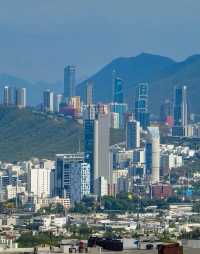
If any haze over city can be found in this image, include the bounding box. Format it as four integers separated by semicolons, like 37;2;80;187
0;0;200;81
1;1;200;254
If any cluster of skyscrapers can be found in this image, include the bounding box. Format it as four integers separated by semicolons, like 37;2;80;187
0;65;193;204
3;86;26;108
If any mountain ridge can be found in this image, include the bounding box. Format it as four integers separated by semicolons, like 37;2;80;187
1;53;200;114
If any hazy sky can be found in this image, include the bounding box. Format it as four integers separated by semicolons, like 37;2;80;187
0;0;200;82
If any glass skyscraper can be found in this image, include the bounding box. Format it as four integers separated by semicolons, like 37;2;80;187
135;82;150;129
109;103;128;128
84;119;96;193
114;77;124;103
172;86;188;137
64;65;76;100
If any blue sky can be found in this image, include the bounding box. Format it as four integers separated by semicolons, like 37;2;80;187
0;0;199;82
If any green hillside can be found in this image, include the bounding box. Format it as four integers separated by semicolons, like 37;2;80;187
0;107;124;162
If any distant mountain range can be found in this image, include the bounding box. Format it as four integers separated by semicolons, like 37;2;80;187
1;53;200;114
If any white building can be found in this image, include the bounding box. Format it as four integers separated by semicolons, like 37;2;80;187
6;185;26;200
43;90;54;112
15;88;26;108
133;148;145;164
146;127;160;183
110;112;120;129
54;94;63;113
28;167;54;198
95;176;108;197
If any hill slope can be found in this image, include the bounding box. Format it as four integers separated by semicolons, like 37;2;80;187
0;107;124;162
76;53;200;114
0;107;82;162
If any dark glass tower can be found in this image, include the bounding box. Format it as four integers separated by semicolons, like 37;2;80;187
172;86;188;136
84;119;95;193
135;82;150;129
114;77;124;103
64;65;76;100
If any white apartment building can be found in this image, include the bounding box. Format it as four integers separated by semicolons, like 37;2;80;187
28;167;54;198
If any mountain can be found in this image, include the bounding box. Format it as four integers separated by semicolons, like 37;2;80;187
76;53;200;114
0;106;123;162
2;53;200;114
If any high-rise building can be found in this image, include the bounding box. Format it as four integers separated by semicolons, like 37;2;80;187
69;96;81;113
160;99;173;126
64;65;76;100
113;77;124;103
83;104;96;120
70;162;90;204
172;86;188;137
54;94;63;113
110;112;120;129
109;103;128;128
145;127;160;184
135;82;150;129
86;81;93;105
43;90;54;112
84;119;96;193
55;153;90;203
95;176;108;197
126;120;140;150
3;86;12;106
15;88;26;108
84;112;111;194
28;167;54;198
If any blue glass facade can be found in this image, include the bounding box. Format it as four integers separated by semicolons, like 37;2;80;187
114;77;124;103
109;103;128;128
84;119;95;193
135;83;150;129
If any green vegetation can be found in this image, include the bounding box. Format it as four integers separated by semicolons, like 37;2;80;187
0;106;124;162
71;193;170;214
37;203;65;215
17;232;63;248
67;224;93;240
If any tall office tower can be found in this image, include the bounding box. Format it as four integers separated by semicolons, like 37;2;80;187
95;176;108;197
3;86;12;106
172;86;188;137
109;103;128;128
135;82;150;129
43;90;54;112
15;88;26;108
84;119;96;193
110;112;120;129
114;77;124;103
27;167;54;198
83;104;96;120
55;153;90;201
70;162;90;204
64;65;76;100
145;127;160;184
86;81;93;105
97;103;109;115
84;112;111;194
126;119;140;150
69;96;81;112
160;99;173;126
54;94;63;113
